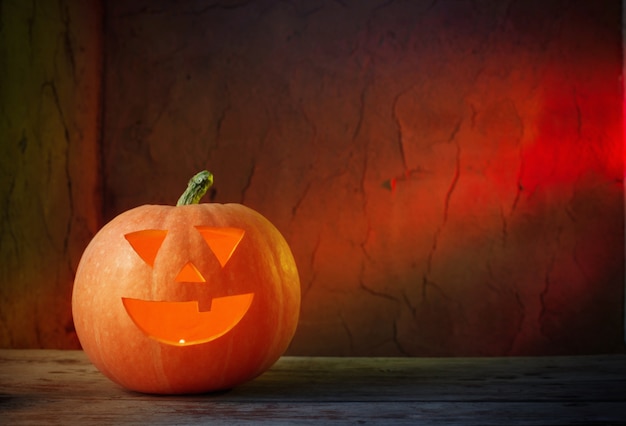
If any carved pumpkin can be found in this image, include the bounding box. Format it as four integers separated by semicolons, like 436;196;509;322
72;171;300;394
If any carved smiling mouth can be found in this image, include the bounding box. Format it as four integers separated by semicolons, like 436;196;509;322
122;293;254;346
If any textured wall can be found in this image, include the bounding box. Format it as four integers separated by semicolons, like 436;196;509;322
0;0;102;348
103;0;625;356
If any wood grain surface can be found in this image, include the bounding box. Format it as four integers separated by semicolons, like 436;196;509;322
1;350;625;424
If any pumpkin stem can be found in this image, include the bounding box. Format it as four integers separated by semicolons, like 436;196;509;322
176;170;214;206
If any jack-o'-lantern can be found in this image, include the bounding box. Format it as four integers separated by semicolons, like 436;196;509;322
72;171;301;394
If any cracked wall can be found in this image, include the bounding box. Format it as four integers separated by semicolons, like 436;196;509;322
0;0;102;348
101;0;625;356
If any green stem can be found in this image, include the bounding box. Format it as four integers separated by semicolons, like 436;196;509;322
176;170;214;206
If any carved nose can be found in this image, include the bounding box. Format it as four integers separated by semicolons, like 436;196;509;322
175;261;206;282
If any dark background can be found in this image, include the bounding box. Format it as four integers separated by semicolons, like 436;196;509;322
1;0;624;356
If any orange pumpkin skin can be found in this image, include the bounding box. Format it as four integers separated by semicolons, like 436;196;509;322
72;203;300;394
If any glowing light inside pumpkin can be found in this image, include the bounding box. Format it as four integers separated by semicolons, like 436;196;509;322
124;230;167;266
122;294;254;346
195;226;245;267
121;226;253;346
175;261;205;282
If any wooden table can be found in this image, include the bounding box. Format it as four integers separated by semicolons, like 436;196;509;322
1;350;625;425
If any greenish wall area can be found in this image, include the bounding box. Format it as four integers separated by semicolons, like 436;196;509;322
0;0;102;348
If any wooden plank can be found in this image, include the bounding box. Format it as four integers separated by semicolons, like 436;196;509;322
2;350;625;402
3;399;626;425
1;350;626;425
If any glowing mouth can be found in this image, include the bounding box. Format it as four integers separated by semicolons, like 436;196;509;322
122;293;254;346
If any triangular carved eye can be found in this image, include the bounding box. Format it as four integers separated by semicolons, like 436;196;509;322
125;230;168;267
195;227;245;268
